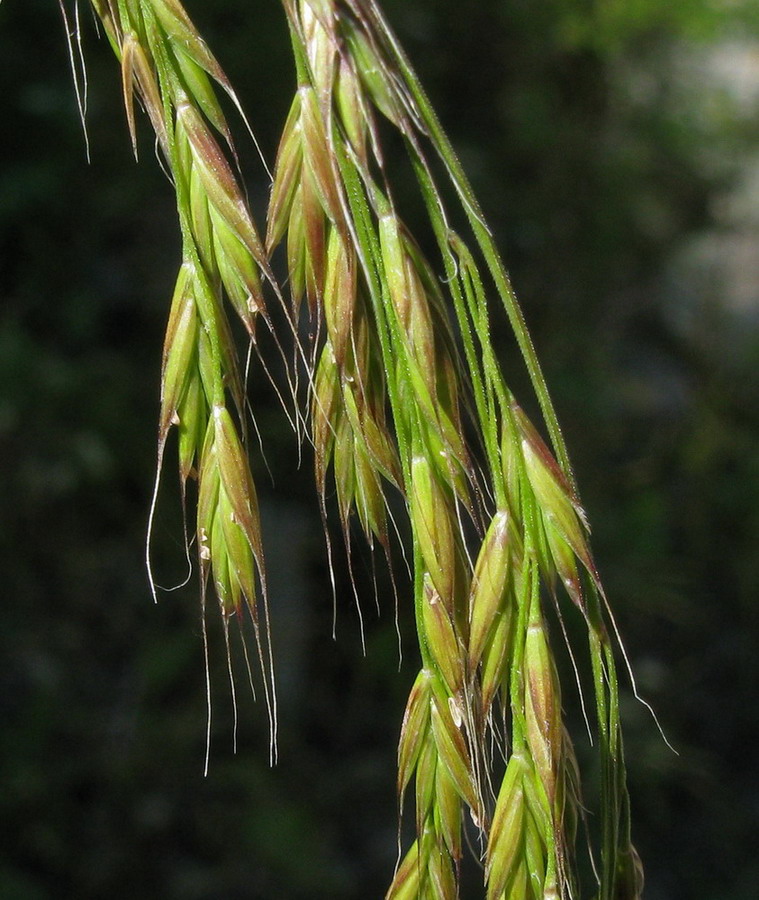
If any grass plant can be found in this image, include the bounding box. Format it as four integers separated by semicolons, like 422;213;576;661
79;1;645;896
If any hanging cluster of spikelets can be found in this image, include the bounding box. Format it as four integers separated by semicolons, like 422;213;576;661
89;0;281;763
85;0;643;897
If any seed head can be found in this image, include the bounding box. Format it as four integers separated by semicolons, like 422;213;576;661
311;343;342;492
414;734;437;834
430;689;480;817
300;0;336;109
267;94;304;254
213;405;264;571
300;175;327;313
332;415;356;529
468;510;511;673
524;601;562;804
285;184;308;307
300;85;345;229
150;0;229;91
335;54;369;163
544;523;583;610
480;602;514;716
434;758;463;861
176;369;205;482
177;100;267;273
188;163;215;270
210;510;234;616
174;49;229;137
411;454;457;611
516;404;601;608
487;753;527;900
160;266;198;439
342;21;402;127
428;838;458;900
352;438;388;545
385;838;421;900
323;230;356;368
422;576;464;696
210;204;264;332
397;668;432;796
218;484;257;614
522;805;548;895
342;376;401;489
120;32;167;155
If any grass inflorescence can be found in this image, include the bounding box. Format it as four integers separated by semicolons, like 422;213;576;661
90;0;284;768
85;0;645;896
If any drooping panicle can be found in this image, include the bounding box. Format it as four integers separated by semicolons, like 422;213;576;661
90;0;280;757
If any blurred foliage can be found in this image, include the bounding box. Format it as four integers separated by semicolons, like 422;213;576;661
1;0;758;898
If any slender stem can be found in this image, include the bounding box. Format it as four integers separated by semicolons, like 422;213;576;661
366;0;577;492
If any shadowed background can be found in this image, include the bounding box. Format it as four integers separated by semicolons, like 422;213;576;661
1;1;758;898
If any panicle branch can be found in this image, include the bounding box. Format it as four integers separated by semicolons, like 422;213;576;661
272;2;641;897
90;0;280;760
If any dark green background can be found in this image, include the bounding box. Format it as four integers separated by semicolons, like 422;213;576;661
2;1;758;897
